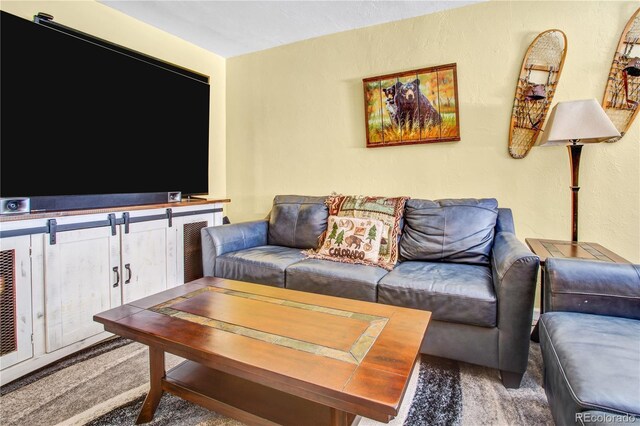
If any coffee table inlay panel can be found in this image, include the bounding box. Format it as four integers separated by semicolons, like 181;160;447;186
115;308;359;391
151;286;388;364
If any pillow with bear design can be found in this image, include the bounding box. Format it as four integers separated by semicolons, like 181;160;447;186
312;215;384;267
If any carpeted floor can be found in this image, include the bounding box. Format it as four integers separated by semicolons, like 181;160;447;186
1;337;553;426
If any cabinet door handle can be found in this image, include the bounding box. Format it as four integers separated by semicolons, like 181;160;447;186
112;267;120;288
125;263;132;284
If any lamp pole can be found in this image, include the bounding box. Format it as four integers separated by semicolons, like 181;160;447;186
567;140;582;242
538;99;621;243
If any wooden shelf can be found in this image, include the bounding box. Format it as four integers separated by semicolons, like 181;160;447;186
0;198;230;222
164;360;344;426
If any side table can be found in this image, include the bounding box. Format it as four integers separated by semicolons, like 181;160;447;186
525;238;630;342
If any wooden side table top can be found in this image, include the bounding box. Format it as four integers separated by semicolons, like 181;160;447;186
525;238;630;265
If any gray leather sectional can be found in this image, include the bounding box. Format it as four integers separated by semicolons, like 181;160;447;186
201;195;540;388
539;258;640;425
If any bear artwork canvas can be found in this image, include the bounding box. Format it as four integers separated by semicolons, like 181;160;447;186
363;63;460;147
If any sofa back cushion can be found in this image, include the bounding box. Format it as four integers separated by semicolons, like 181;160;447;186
268;195;329;249
399;198;498;265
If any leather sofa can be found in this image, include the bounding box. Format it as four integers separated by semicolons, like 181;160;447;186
539;258;640;425
201;195;540;388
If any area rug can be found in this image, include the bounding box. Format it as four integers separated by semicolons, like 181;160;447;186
1;337;552;426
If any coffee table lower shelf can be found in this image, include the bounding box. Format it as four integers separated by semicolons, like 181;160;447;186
161;360;362;426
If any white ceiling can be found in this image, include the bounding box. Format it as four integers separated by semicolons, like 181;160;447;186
99;1;483;58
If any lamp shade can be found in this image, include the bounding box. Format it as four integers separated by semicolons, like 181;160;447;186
537;99;621;146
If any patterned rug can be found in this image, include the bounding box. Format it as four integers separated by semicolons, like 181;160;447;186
1;337;552;426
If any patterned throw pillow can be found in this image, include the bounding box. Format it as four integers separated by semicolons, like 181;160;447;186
306;194;409;270
311;215;384;266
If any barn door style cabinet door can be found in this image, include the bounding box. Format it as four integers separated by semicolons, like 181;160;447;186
43;213;179;351
43;226;122;352
120;218;177;304
0;200;226;385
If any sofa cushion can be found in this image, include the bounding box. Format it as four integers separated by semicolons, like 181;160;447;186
285;258;388;302
399;198;498;265
378;261;496;327
215;245;307;288
539;312;640;422
268;195;329;249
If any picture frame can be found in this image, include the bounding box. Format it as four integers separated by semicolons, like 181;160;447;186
363;63;460;148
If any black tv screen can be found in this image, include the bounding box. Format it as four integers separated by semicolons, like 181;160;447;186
0;11;210;210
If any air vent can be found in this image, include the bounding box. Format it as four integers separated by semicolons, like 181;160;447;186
0;250;17;356
184;222;207;283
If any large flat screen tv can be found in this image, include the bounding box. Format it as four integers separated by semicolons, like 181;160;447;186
0;10;210;212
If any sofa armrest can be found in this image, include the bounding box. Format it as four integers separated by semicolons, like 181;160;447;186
496;208;515;234
491;231;540;374
544;258;640;320
200;220;268;277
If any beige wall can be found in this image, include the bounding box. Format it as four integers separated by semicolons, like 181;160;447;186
2;1;637;264
0;0;227;199
227;1;640;263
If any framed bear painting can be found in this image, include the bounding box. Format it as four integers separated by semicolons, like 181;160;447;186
363;63;460;148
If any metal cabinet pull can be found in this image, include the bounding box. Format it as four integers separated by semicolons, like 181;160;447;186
112;267;120;288
125;263;132;284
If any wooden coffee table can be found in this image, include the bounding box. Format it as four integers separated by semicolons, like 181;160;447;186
94;277;431;425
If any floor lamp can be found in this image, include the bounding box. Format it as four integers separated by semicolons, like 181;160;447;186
536;99;621;242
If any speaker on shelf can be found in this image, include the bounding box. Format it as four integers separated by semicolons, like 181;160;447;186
0;198;30;215
168;191;182;203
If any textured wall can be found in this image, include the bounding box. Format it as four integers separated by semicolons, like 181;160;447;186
1;0;227;199
227;1;639;263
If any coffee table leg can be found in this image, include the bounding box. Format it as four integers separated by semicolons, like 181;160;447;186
330;408;348;426
330;408;360;426
136;346;165;424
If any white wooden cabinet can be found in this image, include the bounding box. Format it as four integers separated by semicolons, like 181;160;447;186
0;201;224;384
